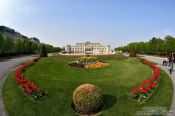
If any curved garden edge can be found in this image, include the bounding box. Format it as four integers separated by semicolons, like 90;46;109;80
130;56;161;104
141;55;175;115
0;56;34;116
15;57;46;101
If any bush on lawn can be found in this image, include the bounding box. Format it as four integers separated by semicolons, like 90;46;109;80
73;84;103;114
129;51;137;57
40;46;47;57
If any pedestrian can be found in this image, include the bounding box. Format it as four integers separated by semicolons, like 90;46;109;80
170;62;173;74
162;57;168;66
169;53;174;74
168;53;172;66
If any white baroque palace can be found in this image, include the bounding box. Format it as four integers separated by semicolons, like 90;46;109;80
65;42;111;54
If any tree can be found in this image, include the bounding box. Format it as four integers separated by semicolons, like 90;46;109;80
23;39;30;52
128;43;136;52
15;38;23;53
3;36;14;53
150;37;158;51
0;33;4;54
0;33;62;56
115;35;175;55
156;39;165;52
40;45;47;57
164;35;175;52
53;47;62;52
27;41;33;52
31;42;35;52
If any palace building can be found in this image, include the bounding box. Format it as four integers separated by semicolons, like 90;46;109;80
65;42;111;54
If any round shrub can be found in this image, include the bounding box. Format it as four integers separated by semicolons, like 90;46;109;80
40;46;47;57
73;84;103;114
129;51;137;57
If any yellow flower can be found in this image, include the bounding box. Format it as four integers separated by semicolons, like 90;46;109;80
85;61;109;69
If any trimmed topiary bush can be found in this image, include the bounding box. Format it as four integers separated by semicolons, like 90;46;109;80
129;51;137;57
73;84;103;114
40;46;47;57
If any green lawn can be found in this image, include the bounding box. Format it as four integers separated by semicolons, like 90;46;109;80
3;55;173;116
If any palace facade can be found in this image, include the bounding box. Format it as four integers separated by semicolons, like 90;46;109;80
65;42;110;54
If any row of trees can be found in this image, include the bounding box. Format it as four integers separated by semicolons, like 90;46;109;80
0;33;62;56
115;35;175;55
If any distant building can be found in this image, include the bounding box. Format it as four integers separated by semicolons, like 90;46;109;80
65;42;111;54
0;25;40;43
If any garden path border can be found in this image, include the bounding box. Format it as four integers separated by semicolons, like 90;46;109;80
141;55;175;116
0;56;33;116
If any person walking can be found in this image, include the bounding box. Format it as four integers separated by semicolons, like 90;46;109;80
168;53;172;66
169;53;174;74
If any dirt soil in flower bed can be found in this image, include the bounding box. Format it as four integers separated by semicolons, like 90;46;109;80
3;55;173;116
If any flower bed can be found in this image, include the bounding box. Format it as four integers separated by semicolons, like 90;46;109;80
15;57;45;101
77;56;98;63
85;61;109;69
68;57;109;69
68;62;85;68
130;56;161;104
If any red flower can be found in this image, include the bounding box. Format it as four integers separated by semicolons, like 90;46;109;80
20;83;28;88
148;83;152;88
141;89;146;93
14;57;44;100
130;56;160;97
152;81;157;87
27;81;33;85
153;71;157;77
145;86;151;91
27;88;33;93
131;88;137;93
149;77;154;82
32;85;38;90
137;85;142;89
142;80;148;85
23;78;29;82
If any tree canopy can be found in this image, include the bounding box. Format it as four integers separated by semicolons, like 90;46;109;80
115;35;175;54
0;32;62;56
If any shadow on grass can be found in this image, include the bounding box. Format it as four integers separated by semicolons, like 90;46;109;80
103;94;117;110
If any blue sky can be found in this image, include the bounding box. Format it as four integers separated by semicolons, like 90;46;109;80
0;0;175;48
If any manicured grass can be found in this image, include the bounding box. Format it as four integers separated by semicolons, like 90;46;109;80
3;55;173;116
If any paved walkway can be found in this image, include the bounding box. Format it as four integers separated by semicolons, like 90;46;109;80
142;55;175;116
0;56;33;116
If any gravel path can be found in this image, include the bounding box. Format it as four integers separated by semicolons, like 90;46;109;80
0;56;33;116
142;55;175;116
